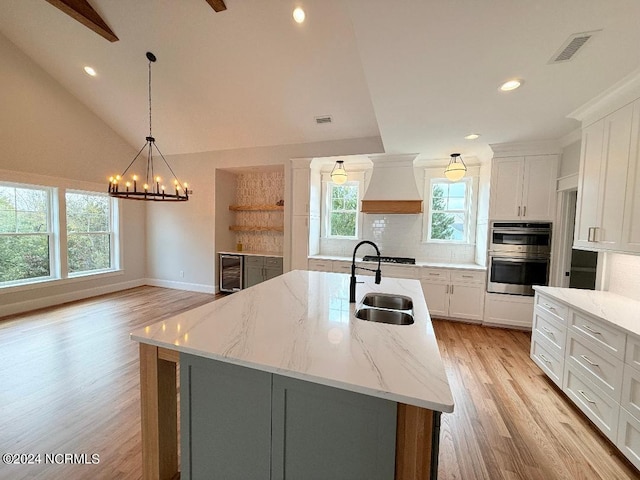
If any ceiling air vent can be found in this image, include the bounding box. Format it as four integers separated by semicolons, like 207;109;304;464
549;30;600;64
315;115;333;124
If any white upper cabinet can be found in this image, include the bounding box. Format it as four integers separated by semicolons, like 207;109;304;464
621;100;640;253
574;101;635;251
490;155;558;221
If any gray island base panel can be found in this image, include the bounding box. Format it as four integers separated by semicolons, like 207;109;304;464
131;270;453;479
181;353;397;480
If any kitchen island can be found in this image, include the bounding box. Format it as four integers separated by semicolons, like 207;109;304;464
131;270;454;480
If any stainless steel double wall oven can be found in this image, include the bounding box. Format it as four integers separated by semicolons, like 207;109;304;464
487;222;552;296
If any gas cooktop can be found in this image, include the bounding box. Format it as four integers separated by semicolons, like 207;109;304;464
362;255;416;265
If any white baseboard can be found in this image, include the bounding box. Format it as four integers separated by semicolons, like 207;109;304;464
0;279;146;318
144;278;215;294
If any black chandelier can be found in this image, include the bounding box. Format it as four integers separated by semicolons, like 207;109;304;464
108;52;189;201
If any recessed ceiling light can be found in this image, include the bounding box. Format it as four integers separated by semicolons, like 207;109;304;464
464;133;480;140
293;7;305;23
84;66;97;77
500;79;522;91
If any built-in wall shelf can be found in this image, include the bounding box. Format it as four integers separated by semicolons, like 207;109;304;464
229;225;284;232
229;205;284;211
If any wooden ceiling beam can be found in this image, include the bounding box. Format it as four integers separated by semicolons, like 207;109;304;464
205;0;227;13
44;0;119;42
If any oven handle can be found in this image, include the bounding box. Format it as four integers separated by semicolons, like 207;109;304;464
489;256;549;263
491;228;551;234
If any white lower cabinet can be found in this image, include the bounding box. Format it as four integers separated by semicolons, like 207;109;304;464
531;336;564;387
484;293;534;329
618;407;640;470
563;363;620;442
531;290;640;470
420;269;485;322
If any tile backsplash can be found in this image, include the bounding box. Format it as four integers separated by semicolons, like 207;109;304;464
320;214;476;263
606;253;640;300
234;171;284;254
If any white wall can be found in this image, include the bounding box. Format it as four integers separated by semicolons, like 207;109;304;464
145;137;384;291
0;33;146;317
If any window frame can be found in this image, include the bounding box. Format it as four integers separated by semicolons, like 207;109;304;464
0;182;57;287
65;189;119;277
321;171;365;241
422;167;479;245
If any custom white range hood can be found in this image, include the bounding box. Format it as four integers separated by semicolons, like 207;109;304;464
361;154;423;214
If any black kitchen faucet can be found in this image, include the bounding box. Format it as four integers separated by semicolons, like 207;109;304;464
349;241;382;303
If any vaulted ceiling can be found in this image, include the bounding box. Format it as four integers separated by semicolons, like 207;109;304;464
1;0;639;160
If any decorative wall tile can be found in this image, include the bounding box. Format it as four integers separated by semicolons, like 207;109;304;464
606;253;640;300
233;171;284;254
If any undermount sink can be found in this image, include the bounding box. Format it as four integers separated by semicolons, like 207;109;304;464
362;293;413;311
355;292;414;325
354;308;414;325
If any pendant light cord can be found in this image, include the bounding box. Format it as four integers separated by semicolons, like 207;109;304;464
148;59;152;138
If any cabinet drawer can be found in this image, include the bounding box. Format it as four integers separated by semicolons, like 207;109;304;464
532;309;566;354
617;408;640;471
622;364;640;422
384;265;417;279
569;310;626;360
265;257;283;268
563;363;619;441
535;293;568;324
626;334;640;372
531;336;564;388
420;268;450;282
308;259;332;272
332;261;352;274
450;270;485;284
245;256;263;266
566;331;623;401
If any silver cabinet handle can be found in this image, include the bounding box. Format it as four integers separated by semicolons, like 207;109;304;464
580;354;599;367
523;205;527;216
429;273;440;276
445;285;449;294
539;354;551;364
582;324;602;335
517;206;521;216
462;275;473;278
542;302;556;311
541;326;555;337
587;227;593;242
450;284;454;294
578;389;596;404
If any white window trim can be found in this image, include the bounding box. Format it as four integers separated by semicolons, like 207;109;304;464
0;181;58;287
422;167;479;245
320;171;365;240
65;189;119;277
0;179;123;291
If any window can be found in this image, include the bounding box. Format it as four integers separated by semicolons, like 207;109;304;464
327;182;359;238
427;179;472;243
0;184;53;284
66;191;114;275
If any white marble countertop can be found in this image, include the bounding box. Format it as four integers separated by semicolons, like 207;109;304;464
218;250;283;258
131;270;454;412
534;286;640;338
309;254;486;271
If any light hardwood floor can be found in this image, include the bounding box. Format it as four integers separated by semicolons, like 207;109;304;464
0;287;637;479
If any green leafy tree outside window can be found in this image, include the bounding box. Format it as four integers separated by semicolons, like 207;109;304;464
66;193;111;274
329;184;358;237
0;186;50;283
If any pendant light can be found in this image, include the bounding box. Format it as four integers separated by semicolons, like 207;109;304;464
108;52;189;201
444;153;467;182
330;160;348;184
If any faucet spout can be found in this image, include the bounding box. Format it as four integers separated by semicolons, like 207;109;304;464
349;240;382;303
